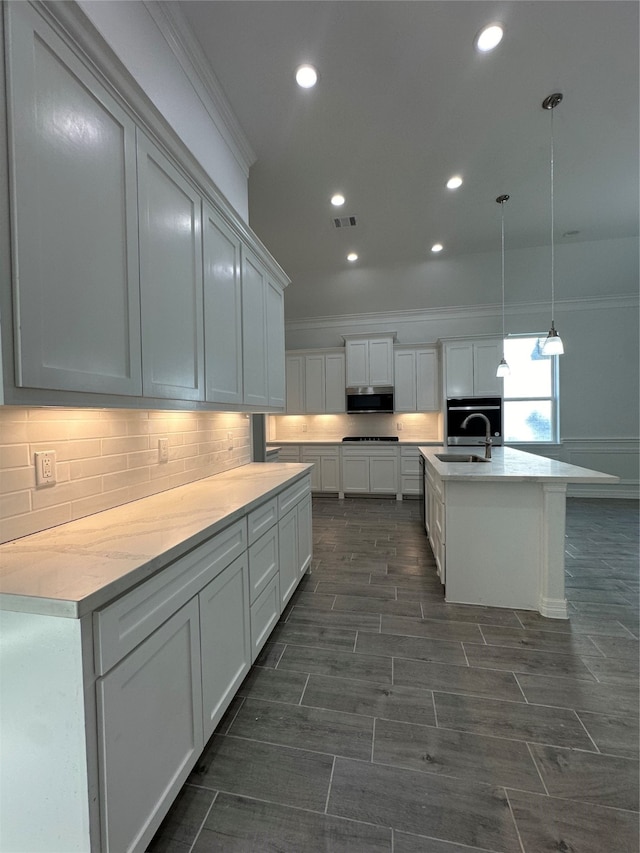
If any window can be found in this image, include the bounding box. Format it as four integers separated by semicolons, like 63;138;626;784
502;336;559;443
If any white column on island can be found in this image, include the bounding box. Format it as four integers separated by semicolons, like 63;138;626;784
538;482;569;619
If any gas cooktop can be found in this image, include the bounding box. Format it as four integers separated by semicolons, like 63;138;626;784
341;436;399;442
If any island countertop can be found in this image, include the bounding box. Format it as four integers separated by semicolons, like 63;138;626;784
0;462;312;619
419;445;620;484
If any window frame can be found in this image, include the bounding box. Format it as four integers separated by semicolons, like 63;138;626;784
502;334;560;445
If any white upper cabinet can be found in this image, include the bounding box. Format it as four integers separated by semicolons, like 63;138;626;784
6;2;142;395
284;350;346;413
266;276;286;408
394;347;439;412
443;338;502;398
344;335;394;387
137;132;204;401
324;352;346;412
285;355;305;414
203;204;243;404
304;354;326;413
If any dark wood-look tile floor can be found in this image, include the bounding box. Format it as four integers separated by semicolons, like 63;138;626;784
148;496;639;853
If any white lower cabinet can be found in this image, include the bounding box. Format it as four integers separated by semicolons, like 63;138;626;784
401;446;421;495
97;598;204;853
278;490;312;607
250;574;281;660
342;446;399;498
302;446;340;493
425;465;445;583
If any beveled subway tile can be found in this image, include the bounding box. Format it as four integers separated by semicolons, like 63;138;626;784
327;757;521;852
191;735;332;811
577;710;640;760
478;625;604;656
529;743;639;810
434;692;594;749
315;581;397;599
507;789;640;853
381;614;484;643
394;830;489;853
301;673;436;727
237;666;308;704
356;631;466;666
374;717;544;792
333;595;422;617
589;635;640;659
269;621;357;651
146;784;215;853
463;642;597;681
277;644;392;684
394;658;524;703
194;793;392;853
286;606;381;631
229;697;373;759
582;655;640;686
516;672;640;718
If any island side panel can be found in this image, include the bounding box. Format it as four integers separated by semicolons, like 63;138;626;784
443;480;543;611
539;482;569;619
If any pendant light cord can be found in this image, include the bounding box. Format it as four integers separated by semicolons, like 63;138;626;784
550;106;555;327
501;201;506;356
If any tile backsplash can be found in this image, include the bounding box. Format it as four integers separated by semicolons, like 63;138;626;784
0;408;251;544
268;412;441;443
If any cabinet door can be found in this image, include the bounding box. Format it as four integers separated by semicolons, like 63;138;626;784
369;338;394;386
345;340;369;386
203;204;243;404
266;277;286;408
320;455;340;492
370;456;398;494
473;341;502;397
242;248;268;407
305;455;321;491
297;494;313;577
304;355;326;413
278;508;299;606
138;132;204;400
285;355;305;413
445;343;474;398
200;554;251;741
416;348;439;411
6;3;142;395
394;351;417;411
342;457;370;492
325;353;346;412
97;599;203;853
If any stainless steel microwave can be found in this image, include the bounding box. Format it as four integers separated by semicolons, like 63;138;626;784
346;386;394;414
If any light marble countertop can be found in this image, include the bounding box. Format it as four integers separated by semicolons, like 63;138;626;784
0;463;312;619
269;440;440;446
420;445;620;483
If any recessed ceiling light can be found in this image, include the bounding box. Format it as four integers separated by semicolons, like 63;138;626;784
446;175;463;190
295;64;318;88
431;243;443;253
347;252;358;262
475;23;504;53
331;193;345;207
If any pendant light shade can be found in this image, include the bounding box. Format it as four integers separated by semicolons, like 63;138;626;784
541;93;565;357
495;194;510;378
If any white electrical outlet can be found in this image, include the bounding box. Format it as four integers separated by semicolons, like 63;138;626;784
227;431;234;451
397;422;403;431
158;438;169;463
302;423;308;432
35;450;57;487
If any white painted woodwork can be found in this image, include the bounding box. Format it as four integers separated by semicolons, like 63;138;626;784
247;497;278;545
285;356;305;413
277;476;311;516
200;554;251;740
370;456;399;494
97;598;204;853
320;454;341;492
394;350;417;411
248;525;279;602
325;352;346;412
297;494;313;576
266;276;286;408
275;445;302;462
444;338;502;398
285;351;345;413
278;507;298;606
6;3;142;395
344;335;394;386
416;349;439;410
305;354;326;413
400;446;421;495
301;445;341;493
137;131;204;400
203;203;243;404
250;573;281;660
242;248;269;407
342;456;370;493
342;445;400;497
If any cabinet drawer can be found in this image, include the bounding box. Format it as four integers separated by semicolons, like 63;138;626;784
248;525;279;603
401;456;420;475
94;519;247;674
278;475;311;517
247;497;278;544
250;574;280;661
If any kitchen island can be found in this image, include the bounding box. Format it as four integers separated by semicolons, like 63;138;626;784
420;446;619;618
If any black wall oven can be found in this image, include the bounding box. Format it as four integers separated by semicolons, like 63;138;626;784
446;396;503;446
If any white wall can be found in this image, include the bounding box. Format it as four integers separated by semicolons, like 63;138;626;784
77;0;250;220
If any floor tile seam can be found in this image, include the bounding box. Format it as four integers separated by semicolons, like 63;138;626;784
277;638;393;664
430;686;617;717
390;827;505;853
297;672;311;707
587;635;640;658
503;789;528;853
215;731;364;761
503;786;640;815
276;665;393;687
512;674;529;704
462;639;606;663
357;628;469;651
525;741;550;797
323;756;337;815
185;790;218;853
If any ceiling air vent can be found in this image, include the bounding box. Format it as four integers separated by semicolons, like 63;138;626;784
333;215;357;228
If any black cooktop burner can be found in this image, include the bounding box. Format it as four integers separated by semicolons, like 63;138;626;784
342;436;399;442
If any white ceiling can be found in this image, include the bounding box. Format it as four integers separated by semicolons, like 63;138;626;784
179;1;639;316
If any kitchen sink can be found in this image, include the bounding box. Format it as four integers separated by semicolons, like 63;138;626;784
435;453;491;463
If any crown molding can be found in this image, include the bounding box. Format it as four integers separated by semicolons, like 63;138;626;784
143;1;256;177
284;294;639;333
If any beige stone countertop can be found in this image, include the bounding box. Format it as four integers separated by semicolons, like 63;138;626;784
0;463;312;619
420;445;620;484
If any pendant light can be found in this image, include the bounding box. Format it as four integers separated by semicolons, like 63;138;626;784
496;194;510;378
541;92;564;356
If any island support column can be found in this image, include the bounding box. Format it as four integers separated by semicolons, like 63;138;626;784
538;482;569;619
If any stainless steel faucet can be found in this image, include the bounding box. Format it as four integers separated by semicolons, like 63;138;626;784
461;412;492;459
